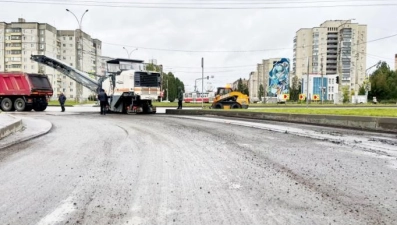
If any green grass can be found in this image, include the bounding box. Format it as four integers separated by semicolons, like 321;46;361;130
48;100;96;106
243;108;397;117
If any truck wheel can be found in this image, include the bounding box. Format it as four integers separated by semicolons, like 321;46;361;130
34;105;47;112
1;98;13;111
24;105;33;111
14;98;26;111
231;103;241;109
214;103;223;109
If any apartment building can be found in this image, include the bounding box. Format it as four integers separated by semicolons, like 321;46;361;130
0;18;102;101
293;20;367;95
249;58;289;101
248;71;258;102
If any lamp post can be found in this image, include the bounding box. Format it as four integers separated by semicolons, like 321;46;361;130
66;9;89;102
123;47;138;59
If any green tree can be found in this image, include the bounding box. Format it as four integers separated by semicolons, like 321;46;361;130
146;63;161;72
358;85;366;95
342;85;350;103
289;75;301;101
237;78;244;92
242;83;249;95
258;84;264;100
167;72;177;102
368;62;397;101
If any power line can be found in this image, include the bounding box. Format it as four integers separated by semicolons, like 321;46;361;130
1;0;397;9
102;32;397;53
14;0;397;5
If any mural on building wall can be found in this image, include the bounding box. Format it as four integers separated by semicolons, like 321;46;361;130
268;58;290;96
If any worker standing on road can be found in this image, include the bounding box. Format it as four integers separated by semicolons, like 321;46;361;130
98;89;108;115
177;87;183;109
58;92;66;112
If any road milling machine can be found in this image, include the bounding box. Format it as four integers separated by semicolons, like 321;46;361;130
211;87;249;109
30;55;161;114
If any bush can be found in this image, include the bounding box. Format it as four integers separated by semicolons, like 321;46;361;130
379;99;397;104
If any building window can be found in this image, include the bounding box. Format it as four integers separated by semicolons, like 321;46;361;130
63;50;66;53
70;63;73;66
70;44;73;47
63;37;66;40
63;44;66;47
70;89;73;92
31;65;35;69
70;95;73;98
69;37;73;40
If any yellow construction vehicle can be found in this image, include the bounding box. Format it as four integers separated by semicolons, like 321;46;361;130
211;87;249;109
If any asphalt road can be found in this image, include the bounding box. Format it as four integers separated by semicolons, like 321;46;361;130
0;109;396;225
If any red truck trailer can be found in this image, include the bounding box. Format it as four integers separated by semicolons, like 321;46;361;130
0;72;53;112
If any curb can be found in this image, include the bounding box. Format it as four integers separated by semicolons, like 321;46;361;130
165;109;397;133
0;117;53;150
0;114;23;140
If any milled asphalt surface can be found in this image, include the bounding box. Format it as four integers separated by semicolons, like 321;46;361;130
0;107;396;225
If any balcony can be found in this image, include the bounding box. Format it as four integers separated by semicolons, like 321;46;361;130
326;65;337;69
326;60;337;64
327;34;338;38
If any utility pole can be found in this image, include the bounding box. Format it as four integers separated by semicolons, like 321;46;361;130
321;56;324;104
201;57;204;109
306;57;310;106
354;52;359;104
166;78;169;101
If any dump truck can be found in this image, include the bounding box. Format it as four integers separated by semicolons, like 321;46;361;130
0;72;53;112
30;55;161;114
211;87;249;109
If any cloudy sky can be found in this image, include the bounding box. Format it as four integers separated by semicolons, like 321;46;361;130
1;0;397;92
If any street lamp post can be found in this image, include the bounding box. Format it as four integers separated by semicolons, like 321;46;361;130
123;47;138;59
66;9;89;102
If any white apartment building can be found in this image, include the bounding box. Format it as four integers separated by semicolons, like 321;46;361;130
0;18;102;101
293;20;367;97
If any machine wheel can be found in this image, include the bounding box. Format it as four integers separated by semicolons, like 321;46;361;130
14;98;26;111
213;103;223;109
231;103;241;109
24;105;33;111
33;104;47;112
1;98;13;112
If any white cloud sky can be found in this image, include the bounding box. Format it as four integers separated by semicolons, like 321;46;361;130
1;0;397;92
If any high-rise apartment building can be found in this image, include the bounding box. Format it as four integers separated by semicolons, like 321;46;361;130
293;20;367;94
0;18;102;101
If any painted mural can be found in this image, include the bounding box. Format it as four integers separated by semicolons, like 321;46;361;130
268;58;290;97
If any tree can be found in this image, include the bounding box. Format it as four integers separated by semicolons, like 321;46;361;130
342;85;350;103
146;63;161;72
368;62;397;102
289;75;301;101
242;83;249;95
167;72;177;102
258;84;264;100
358;85;366;95
237;78;244;92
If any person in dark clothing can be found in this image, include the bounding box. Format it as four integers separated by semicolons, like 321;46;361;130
98;89;108;115
58;92;66;112
177;87;183;109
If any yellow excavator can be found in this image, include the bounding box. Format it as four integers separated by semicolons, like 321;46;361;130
211;87;249;109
